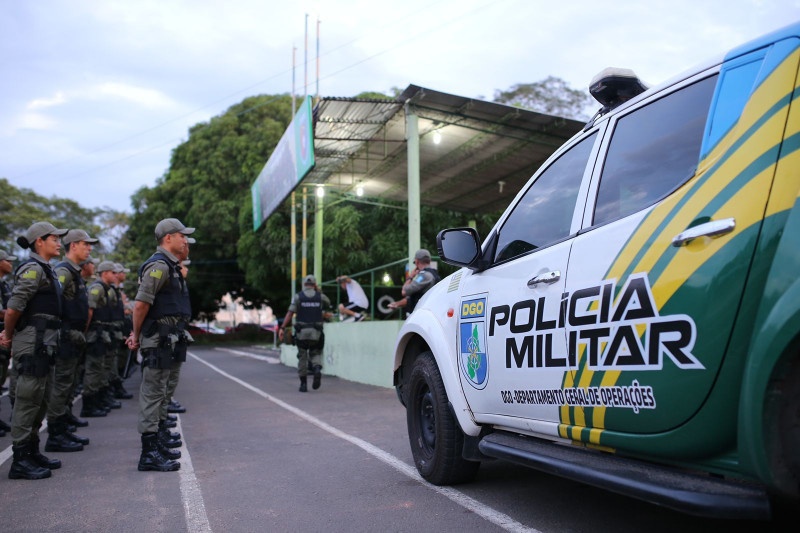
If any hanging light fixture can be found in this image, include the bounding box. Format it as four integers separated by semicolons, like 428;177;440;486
316;185;325;198
356;184;364;197
433;130;442;145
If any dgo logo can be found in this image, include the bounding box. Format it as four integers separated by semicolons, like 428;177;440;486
460;297;489;389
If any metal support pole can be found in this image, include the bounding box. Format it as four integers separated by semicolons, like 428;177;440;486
314;187;324;283
405;103;421;265
302;187;308;278
291;191;297;300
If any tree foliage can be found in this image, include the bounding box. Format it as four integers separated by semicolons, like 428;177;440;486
119;90;507;319
120;94;295;318
0;177;126;258
493;76;593;120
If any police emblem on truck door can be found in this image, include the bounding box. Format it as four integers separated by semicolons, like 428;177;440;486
459;297;488;389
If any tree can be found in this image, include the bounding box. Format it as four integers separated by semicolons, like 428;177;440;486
493;76;593;120
0;177;125;256
120;94;295;318
120;91;502;319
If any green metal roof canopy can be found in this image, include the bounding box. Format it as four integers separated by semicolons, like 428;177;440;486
306;84;585;214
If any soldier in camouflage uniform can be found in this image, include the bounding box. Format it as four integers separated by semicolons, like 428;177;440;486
1;222;69;480
127;218;194;472
0;249;17;437
44;230;97;453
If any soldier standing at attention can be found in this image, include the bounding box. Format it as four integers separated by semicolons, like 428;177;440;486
108;263;132;400
126;218;194;472
80;261;118;418
44;229;97;453
278;275;332;392
154;257;194;455
1;222;69;480
98;270;122;412
0;249;18;437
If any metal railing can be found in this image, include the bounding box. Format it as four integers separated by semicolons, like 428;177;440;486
321;257;411;320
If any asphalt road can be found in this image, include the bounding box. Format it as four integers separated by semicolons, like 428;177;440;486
0;345;787;532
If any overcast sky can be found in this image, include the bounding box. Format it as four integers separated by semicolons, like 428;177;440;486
1;0;797;213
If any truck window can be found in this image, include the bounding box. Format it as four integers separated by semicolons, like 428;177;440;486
593;75;718;226
494;132;597;263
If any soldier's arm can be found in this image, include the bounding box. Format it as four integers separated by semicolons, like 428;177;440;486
278;310;294;341
127;300;151;350
0;308;21;344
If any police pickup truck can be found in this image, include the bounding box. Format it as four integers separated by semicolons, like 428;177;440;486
392;21;800;520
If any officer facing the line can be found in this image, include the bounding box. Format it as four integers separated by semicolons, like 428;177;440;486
127;217;194;472
1;222;69;480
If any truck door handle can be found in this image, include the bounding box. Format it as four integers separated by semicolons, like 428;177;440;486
528;270;561;288
672;218;736;247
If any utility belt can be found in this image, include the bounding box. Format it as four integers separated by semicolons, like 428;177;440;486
58;324;87;359
109;321;125;342
141;319;191;369
293;322;324;350
16;316;61;377
86;321;114;359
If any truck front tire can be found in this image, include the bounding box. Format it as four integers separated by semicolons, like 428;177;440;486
406;351;480;485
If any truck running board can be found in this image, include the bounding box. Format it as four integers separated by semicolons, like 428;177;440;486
478;431;771;520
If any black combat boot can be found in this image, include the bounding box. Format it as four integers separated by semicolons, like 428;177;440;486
112;378;133;400
138;433;180;472
8;443;51;480
29;434;62;470
80;393;108;418
157;421;182;447
60;414;90;445
66;430;90;446
158;419;181;441
312;365;322;390
45;417;83;452
167;399;186;413
101;387;122;409
299;377;308;392
66;403;89;428
154;430;181;460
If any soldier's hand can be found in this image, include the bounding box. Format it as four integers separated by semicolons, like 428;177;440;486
126;333;139;350
0;330;10;348
278;328;284;341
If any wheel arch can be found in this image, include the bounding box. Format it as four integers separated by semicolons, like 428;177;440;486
393;311;482;436
739;277;800;498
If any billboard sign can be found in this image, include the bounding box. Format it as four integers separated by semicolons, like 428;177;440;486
251;95;315;230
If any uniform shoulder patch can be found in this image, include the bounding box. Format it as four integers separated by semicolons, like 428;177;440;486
149;269;163;279
58;275;66;283
21;270;38;280
90;287;100;295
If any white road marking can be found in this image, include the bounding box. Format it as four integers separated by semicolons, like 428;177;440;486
215;347;280;364
0;395;213;533
190;351;540;533
0;407;50;463
176;414;212;533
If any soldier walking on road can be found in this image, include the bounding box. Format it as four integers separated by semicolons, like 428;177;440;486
278;275;332;392
126;218;194;472
1;222;69;480
44;229;97;453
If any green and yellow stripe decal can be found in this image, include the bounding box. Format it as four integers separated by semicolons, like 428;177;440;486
558;46;800;443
